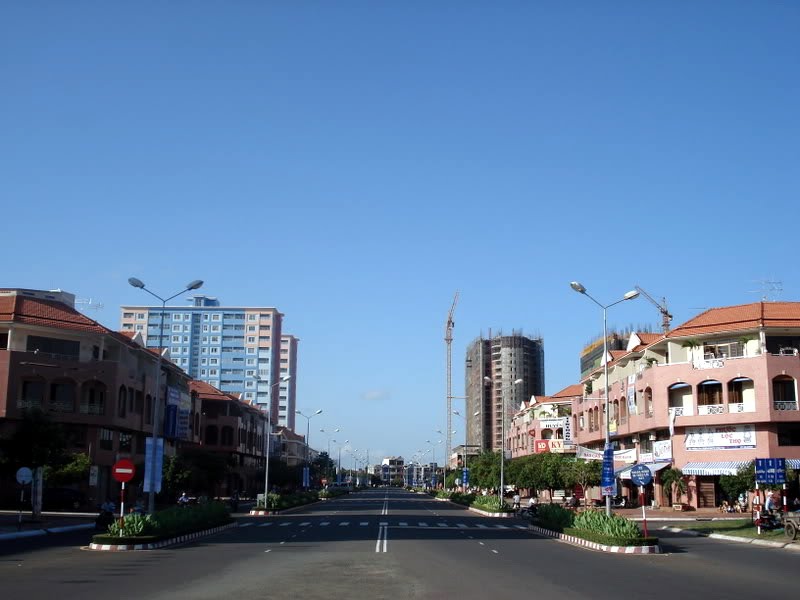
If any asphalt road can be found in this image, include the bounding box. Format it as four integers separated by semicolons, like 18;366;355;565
1;488;797;600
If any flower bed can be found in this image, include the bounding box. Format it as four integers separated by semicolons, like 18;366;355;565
534;504;658;547
92;501;232;545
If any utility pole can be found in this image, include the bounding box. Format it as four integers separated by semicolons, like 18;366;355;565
445;291;459;483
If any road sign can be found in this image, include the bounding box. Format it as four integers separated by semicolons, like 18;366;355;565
112;459;136;483
630;464;653;487
462;467;469;487
755;458;786;485
144;437;164;493
16;467;32;485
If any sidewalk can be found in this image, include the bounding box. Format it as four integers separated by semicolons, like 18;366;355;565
0;510;96;541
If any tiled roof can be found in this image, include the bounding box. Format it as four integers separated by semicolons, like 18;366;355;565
637;333;662;344
667;302;800;338
190;380;238;402
551;384;583;398
276;426;305;442
0;295;107;334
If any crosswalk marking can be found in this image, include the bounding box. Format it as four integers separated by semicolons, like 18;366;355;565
320;522;330;526
457;524;468;528
399;522;408;527
514;525;527;530
476;524;488;529
339;522;350;526
258;522;272;527
279;522;291;527
437;523;448;527
360;522;369;526
299;522;311;527
418;522;429;527
240;522;254;528
496;525;509;529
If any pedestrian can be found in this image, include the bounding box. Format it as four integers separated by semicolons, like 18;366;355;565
512;492;521;511
178;491;190;507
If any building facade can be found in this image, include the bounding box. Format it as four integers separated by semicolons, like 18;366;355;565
120;295;287;420
464;332;545;453
278;335;299;430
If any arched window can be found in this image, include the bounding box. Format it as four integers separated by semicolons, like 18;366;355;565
80;381;106;415
205;425;219;445
728;377;754;410
50;380;76;413
18;378;46;409
118;386;127;418
773;375;797;408
644;387;654;417
698;380;723;406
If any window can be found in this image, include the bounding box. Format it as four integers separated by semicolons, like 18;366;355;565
247;336;256;343
209;369;218;376
184;314;190;320
210;347;219;354
172;335;180;343
100;428;114;451
201;369;207;376
118;386;127;418
201;348;208;354
248;314;257;321
201;358;208;365
245;381;255;388
203;325;209;332
184;325;190;332
248;325;256;332
259;336;271;342
246;358;256;365
202;337;209;344
50;381;76;412
19;379;45;409
211;336;220;343
259;313;271;320
209;358;219;365
203;314;210;321
135;324;144;331
246;370;255;376
205;425;219;445
119;432;132;452
212;314;221;321
26;335;79;360
123;312;134;319
221;426;234;445
136;313;145;320
80;382;106;415
211;325;220;332
247;348;256;355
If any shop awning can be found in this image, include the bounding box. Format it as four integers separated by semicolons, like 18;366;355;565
681;461;752;476
616;462;672;481
788;459;800;469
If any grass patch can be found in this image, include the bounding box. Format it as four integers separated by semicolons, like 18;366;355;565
562;527;658;547
681;519;788;541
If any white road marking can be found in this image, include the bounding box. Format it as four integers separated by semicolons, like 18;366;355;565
491;550;499;554
479;542;485;546
299;522;311;527
279;522;291;527
496;525;509;529
280;541;285;545
457;524;468;528
399;522;408;527
339;522;350;526
258;523;272;527
360;522;369;526
514;525;527;530
320;522;330;526
239;523;254;528
264;549;271;553
437;523;448;527
418;522;429;527
375;523;388;553
476;524;488;529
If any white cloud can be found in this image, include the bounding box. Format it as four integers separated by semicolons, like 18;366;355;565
362;389;391;402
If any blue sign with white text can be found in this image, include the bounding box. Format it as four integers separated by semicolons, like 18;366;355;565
601;446;615;495
755;458;785;485
630;464;653;487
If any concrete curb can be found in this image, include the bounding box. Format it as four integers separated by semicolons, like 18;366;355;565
467;507;514;518
88;522;237;552
249;499;324;517
528;524;661;554
661;525;796;550
0;523;94;541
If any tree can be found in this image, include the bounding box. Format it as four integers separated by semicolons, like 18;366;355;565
570;459;601;508
536;453;571;501
660;468;686;505
45;452;91;487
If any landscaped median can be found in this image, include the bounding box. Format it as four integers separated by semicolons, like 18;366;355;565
530;504;660;554
90;501;234;552
436;491;514;517
660;518;800;551
249;489;348;516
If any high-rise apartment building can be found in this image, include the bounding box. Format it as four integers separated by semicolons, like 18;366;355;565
279;334;299;430
120;295;287;418
464;331;545;453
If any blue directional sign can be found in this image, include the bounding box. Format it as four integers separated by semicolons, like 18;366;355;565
462;467;470;487
601;446;615;496
630;464;653;487
755;458;785;485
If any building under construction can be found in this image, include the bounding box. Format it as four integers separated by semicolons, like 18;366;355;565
464;331;545;454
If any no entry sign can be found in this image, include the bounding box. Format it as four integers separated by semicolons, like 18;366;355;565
112;459;136;483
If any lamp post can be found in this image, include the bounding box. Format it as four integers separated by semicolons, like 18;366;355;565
332;439;349;483
128;277;203;514
570;281;639;516
263;375;291;503
296;409;322;489
425;439;443;488
453;410;480;488
484;376;523;503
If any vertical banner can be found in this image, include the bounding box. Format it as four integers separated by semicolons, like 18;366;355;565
627;375;637;415
144;437;164;493
601;445;615;496
302;466;310;488
462;467;469;487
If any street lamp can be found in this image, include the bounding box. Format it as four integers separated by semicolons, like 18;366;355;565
263;375;291;504
484;376;523;504
296;408;323;489
128;276;203;514
332;438;349;483
453;410;480;488
570;281;639;516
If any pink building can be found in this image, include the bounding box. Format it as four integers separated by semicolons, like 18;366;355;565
512;302;800;509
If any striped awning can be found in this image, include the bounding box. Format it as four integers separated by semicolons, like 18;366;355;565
682;461;752;476
617;462;672;481
788;459;800;469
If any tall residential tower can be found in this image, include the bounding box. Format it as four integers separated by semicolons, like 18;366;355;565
465;331;545;453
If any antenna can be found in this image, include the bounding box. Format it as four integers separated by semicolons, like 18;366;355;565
75;297;104;312
748;279;783;302
634;286;672;333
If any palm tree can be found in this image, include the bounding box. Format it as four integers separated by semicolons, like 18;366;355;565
660;468;687;505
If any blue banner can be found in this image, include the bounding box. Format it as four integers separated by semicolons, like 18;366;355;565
601;446;615;496
143;437;164;493
302;466;310;488
462;467;469;487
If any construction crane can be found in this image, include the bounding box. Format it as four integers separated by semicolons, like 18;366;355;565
444;291;459;477
634;286;672;333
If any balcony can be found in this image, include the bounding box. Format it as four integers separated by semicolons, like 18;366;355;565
668;406;685;417
774;401;799;411
697;404;725;416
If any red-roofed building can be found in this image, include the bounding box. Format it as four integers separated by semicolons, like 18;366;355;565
0;288;195;510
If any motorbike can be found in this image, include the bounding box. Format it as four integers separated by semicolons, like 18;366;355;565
95;508;115;532
756;510;783;530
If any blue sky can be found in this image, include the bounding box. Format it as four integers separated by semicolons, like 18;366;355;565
2;2;798;466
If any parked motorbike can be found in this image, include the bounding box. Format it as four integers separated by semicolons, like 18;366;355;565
756;510;783;530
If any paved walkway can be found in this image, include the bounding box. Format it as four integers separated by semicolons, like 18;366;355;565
0;510;95;540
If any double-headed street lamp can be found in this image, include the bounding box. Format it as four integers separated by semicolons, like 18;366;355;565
484;376;523;503
128;277;203;514
263;375;291;502
570;281;639;516
296;408;323;488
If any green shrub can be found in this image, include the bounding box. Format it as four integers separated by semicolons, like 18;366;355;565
107;513;157;537
563;527;658;547
573;509;641;538
536;503;575;532
472;495;508;512
436;490;453;499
